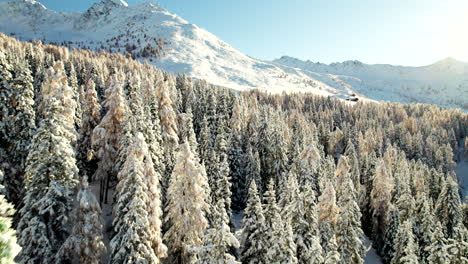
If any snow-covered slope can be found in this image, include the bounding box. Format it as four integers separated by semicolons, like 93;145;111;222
274;56;468;111
0;0;335;94
1;0;467;111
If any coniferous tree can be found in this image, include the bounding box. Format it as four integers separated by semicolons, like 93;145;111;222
92;73;127;204
293;142;321;192
414;194;434;263
58;178;105;264
381;206;399;263
240;181;268;264
17;61;79;263
318;180;340;254
0;55;36;206
446;225;468;264
344;140;361;194
426;221;449;264
77;79;101;178
370;160;394;245
298;183;324;264
212;122;232;215
111;132;166;263
198;115;211;164
245;141;261;190
164;142;209;263
157;80;179;196
263;180;297;263
391;220;419;264
324;235;341;264
0;171;20;263
336;174;366;263
197;199;240;264
435;175;463;238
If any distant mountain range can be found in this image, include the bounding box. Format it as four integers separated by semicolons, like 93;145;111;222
1;0;467;111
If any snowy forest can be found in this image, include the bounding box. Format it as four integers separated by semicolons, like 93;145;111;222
0;33;467;264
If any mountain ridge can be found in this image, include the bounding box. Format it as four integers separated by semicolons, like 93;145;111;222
0;0;467;111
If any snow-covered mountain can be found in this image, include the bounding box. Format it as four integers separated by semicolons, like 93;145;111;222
1;0;467;111
273;56;468;111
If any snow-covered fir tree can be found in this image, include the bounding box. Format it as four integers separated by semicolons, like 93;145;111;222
391;220;419;264
240;181;269;264
0;53;36;206
263;180;297;264
324;235;341;264
58;178;105;264
212;122;232;215
435;174;463;238
371;160;394;244
244;141;261;190
111;132;165;263
425;221;449;264
164;142;209;263
414;194;434;263
157;79;179;162
92;73;127;204
381;206;399;263
445;224;468;264
0;171;20;263
296;181;324;264
292;142;321;192
17;61;79;263
197;198;240;264
77;79;101;178
336;172;366;264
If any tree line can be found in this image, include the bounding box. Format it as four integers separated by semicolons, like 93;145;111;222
0;33;467;263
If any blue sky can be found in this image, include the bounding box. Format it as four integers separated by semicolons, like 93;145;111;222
3;0;468;66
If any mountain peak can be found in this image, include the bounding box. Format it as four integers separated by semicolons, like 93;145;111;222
16;0;47;9
102;0;128;7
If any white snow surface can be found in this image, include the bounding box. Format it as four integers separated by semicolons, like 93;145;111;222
0;0;467;110
364;235;383;264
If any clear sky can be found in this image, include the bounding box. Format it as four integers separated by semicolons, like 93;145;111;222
2;0;468;66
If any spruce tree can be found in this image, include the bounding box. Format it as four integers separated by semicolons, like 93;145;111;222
111;133;165;263
391;220;419;264
381;206;399;263
435;175;463;237
446;225;468;264
58;178;105;264
324;235;341;264
263;180;298;263
0;171;20;263
336;176;366;264
426;221;449;264
92;73;127;204
164;142;209;263
298;184;324;264
77;79;101;178
197;199;240;264
17;61;79;263
371;160;394;244
212;122;232;215
293;142;321;192
157;80;179;177
0;55;36;206
414;194;434;263
245;141;261;190
240;181;268;264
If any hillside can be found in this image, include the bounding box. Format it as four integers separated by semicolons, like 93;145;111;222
0;0;467;111
273;56;468;111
